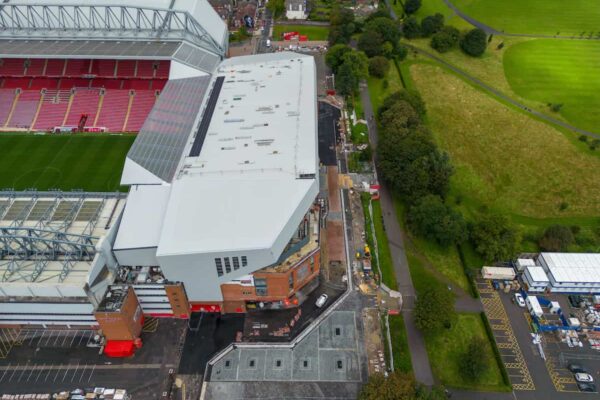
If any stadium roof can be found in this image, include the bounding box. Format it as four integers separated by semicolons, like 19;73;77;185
123;75;212;184
0;191;125;285
155;52;318;257
540;252;600;283
0;0;227;58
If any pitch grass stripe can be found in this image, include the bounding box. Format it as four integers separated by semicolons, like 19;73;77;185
503;39;600;133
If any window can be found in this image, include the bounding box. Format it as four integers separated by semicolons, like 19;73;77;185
275;359;282;368
337;360;343;370
249;359;256;368
335;327;341;336
224;257;231;273
289;274;294;290
241;256;248;267
310;256;315;273
233;257;240;270
255;278;267;296
215;258;223;276
302;359;310;369
225;360;231;369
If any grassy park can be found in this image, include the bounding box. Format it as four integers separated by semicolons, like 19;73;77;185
0;133;134;192
452;0;600;35
503;39;600;133
272;24;330;41
425;313;510;391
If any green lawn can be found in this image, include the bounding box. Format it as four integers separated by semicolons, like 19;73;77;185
367;61;404;114
272;24;330;41
350;122;369;144
372;199;398;290
409;62;600;219
389;314;412;373
390;0;472;29
452;0;600;36
503;39;600;133
425;313;509;391
0;133;134;191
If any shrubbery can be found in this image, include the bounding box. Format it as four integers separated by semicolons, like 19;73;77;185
460;28;488;56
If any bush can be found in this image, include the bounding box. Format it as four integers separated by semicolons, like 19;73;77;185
379;90;427;119
414;286;456;331
470;214;520;262
460;28;487;56
404;0;422;14
430;26;460;53
539;225;575;251
403;16;421;39
396;44;408;61
460;336;489;381
368;56;390;78
421;13;444;37
358;30;384;57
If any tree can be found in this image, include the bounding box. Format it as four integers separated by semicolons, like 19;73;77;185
430;26;460;53
358;30;385;57
325;44;352;73
460;28;487;56
364;17;402;50
266;0;285;18
408;195;467;246
403;16;421;39
421;13;444;37
335;62;358;97
364;9;392;23
404;0;422;15
329;7;356;45
539;225;575;252
380;90;427;119
396;44;408;60
368;56;390;78
470;214;520;262
359;372;447;400
380;100;420;131
341;51;369;81
460;336;489;381
414;286;456;331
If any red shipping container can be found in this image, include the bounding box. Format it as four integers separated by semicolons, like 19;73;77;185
299;35;308;41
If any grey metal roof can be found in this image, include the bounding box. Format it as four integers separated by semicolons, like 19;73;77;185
174;43;221;74
0;39;181;58
127;75;212;183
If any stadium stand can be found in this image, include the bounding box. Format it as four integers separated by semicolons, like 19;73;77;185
8;90;40;129
0;89;15;126
126;91;157;131
0;57;169;132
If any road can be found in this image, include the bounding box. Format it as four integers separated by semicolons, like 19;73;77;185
359;83;435;386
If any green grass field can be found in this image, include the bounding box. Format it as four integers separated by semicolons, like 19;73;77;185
0;133;134;192
272;24;330;41
452;0;600;35
425;313;509;391
409;63;600;219
504;39;600;133
388;314;412;373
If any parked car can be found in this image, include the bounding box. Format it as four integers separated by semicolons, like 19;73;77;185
577;382;597;393
316;294;328;308
514;293;526;308
569;364;588;374
575;373;594;383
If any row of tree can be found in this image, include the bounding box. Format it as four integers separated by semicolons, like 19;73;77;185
359;371;447;400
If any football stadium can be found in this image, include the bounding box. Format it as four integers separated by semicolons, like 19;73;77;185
0;0;319;356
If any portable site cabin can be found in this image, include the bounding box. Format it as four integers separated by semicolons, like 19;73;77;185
481;266;516;281
526;296;543;318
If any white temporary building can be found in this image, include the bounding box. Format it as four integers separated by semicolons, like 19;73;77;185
537;253;600;293
522;266;550;293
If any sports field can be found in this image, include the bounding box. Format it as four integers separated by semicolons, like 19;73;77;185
0;133;135;192
452;0;600;35
272;24;329;41
504;39;600;133
409;63;600;219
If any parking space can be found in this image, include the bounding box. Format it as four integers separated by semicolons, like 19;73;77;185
477;280;535;391
0;328;19;358
0;362;98;385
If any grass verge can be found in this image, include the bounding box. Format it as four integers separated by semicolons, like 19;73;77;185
372;199;398;290
272;24;330;41
389;314;413;373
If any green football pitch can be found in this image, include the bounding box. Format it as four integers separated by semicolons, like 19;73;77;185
0;133;135;192
452;0;600;36
503;39;600;133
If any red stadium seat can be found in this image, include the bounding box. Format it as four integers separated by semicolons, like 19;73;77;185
64;59;91;76
29;78;58;90
90;78;122;89
26;59;46;76
0;59;25;76
3;78;30;89
136;60;155;78
9;90;41;129
96;90;131;132
116;60;136;78
45;59;65;76
33;90;71;130
91;59;117;77
122;79;151;90
64;89;101;126
0;89;16;126
151;79;167;91
155;61;170;78
125;91;156;131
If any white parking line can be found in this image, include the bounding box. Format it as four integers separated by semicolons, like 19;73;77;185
71;363;79;382
62;364;70;382
0;362;10;382
7;363;18;382
69;330;78;347
77;331;86;346
35;363;45;382
45;364;53;382
27;330;37;345
53;364;62;382
26;364;35;381
79;364;87;382
60;330;70;347
88;363;95;382
16;362;28;382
